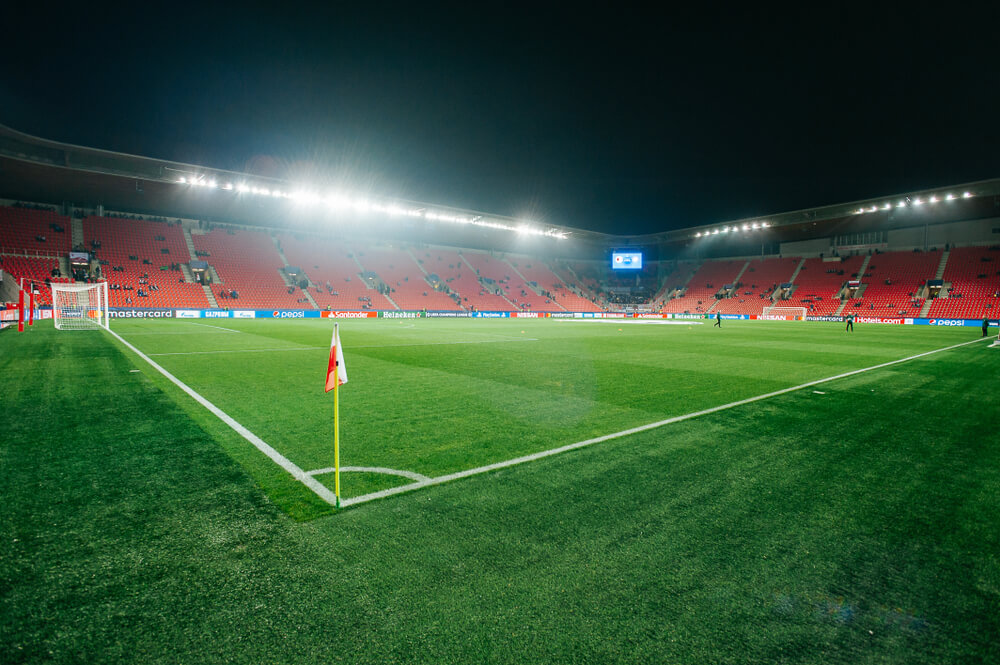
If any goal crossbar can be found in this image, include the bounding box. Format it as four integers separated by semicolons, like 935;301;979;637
762;305;807;319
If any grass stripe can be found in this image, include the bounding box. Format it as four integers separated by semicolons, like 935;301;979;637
340;335;989;507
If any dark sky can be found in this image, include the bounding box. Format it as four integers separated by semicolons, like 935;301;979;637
2;4;998;235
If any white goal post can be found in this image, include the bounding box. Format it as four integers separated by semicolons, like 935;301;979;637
52;282;110;331
762;305;807;319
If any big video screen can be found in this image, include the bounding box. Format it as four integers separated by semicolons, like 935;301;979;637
611;251;643;270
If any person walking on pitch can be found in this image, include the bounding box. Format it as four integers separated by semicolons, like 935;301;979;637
845;313;854;332
714;310;722;328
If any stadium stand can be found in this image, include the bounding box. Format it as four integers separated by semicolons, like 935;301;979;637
276;233;394;310
844;249;941;316
786;255;866;316
0;205;73;256
555;261;605;305
461;253;553;311
419;249;512;311
661;259;746;314
4;201;999;321
83;216;209;308
531;260;603;311
926;246;1000;320
0;255;72;305
191;227;311;309
651;260;699;309
357;245;461;311
718;257;801;316
514;258;602;312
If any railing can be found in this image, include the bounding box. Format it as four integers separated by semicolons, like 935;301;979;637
0;247;64;259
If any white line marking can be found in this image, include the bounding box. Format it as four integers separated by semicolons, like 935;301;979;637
306;466;431;482
363;338;540;347
339;336;990;508
149;347;326;357
192;322;241;333
118;331;237;336
813;391;826;394
147;338;539;356
554;319;703;326
105;329;340;507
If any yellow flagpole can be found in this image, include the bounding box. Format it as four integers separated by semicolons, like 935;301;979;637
334;323;341;508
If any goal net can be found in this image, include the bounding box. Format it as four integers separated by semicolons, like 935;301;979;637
762;305;807;319
52;282;110;331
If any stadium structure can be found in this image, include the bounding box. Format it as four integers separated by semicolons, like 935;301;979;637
5;122;1000;664
2;122;999;325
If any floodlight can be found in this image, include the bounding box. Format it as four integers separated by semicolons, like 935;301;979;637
929;195;938;203
882;203;891;210
945;193;955;200
742;224;750;230
913;198;924;206
751;222;759;229
695;232;702;237
712;229;719;235
222;183;233;190
178;177;187;184
761;222;769;228
208;180;217;188
897;201;907;208
963;191;972;198
236;184;249;193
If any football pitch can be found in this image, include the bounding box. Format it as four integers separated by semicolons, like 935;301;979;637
2;318;998;663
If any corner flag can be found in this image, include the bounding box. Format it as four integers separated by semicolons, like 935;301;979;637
325;324;348;392
325;323;347;508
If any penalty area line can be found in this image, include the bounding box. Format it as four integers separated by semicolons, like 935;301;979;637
192;322;242;333
340;335;990;508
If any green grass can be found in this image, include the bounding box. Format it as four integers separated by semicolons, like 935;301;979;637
1;319;998;663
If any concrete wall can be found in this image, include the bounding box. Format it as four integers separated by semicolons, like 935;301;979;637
781;217;1000;257
780;236;832;257
887;217;1000;250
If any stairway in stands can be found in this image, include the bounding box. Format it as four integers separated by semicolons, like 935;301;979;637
834;254;871;316
71;216;84;249
920;249;950;317
788;258;806;283
272;236;318;309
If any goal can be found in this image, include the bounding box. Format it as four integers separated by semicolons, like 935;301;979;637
52;282;110;331
762;305;807;320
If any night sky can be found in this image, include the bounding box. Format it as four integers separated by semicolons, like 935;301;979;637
2;4;998;235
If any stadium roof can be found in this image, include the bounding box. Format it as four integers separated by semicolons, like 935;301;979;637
1;122;997;258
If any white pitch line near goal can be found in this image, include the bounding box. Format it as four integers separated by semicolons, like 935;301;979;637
339;336;991;508
146;338;540;356
107;329;340;506
553;319;704;325
192;322;242;333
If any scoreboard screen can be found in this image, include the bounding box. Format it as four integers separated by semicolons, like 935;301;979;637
611;251;643;270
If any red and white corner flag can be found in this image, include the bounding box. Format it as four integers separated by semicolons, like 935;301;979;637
325;323;348;392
